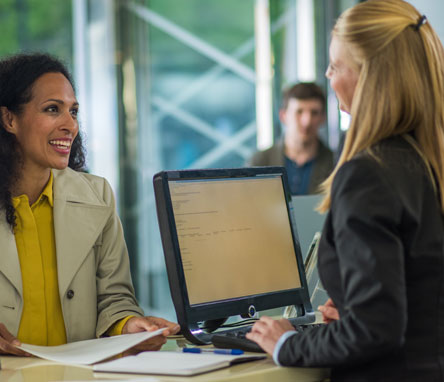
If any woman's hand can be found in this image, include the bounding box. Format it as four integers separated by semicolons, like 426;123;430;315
122;316;180;353
0;323;30;356
318;298;339;323
246;316;296;355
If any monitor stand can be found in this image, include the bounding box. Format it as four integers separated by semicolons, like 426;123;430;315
203;318;228;333
179;304;315;345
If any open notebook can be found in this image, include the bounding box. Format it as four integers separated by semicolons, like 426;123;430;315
93;351;266;376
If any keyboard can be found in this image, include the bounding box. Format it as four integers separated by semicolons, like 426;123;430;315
211;323;324;353
212;331;264;353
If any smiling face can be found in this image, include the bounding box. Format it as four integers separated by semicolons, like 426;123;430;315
325;36;360;114
4;72;79;176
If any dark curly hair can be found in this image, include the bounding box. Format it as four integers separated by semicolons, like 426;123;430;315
0;53;86;229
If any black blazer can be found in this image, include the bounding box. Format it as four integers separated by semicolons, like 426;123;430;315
278;136;444;381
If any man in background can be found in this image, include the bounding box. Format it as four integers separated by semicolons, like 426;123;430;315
248;82;334;195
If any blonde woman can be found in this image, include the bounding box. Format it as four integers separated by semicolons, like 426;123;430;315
247;0;444;380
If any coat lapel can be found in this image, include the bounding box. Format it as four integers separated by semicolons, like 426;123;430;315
0;215;23;296
52;169;112;298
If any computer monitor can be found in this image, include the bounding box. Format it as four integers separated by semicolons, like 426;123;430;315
153;167;315;345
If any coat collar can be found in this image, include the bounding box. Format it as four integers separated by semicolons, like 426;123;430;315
52;168;112;297
0;168;112;298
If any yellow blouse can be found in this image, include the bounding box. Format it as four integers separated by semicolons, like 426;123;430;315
13;172;66;345
13;172;129;345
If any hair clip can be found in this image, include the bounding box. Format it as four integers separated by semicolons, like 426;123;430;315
412;15;427;31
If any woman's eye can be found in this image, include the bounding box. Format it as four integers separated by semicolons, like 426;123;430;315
46;105;58;113
70;108;79;118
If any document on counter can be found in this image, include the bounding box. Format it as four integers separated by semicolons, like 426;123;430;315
54;380;159;382
93;351;266;376
17;328;166;365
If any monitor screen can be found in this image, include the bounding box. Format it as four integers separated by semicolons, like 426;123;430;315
153;167;314;345
169;176;302;305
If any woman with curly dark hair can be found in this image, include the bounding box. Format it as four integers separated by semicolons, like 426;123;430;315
0;53;179;355
0;54;86;230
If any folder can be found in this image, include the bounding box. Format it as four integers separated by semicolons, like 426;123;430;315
93;351;266;376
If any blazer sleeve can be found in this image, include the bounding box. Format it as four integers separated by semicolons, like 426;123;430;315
278;158;407;367
94;178;144;337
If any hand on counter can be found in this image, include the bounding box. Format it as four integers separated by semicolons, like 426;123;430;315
0;323;30;356
122;316;180;352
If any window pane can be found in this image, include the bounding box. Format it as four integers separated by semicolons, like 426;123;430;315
117;0;257;318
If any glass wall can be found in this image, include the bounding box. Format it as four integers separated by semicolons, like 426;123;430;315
114;0;355;319
116;0;259;318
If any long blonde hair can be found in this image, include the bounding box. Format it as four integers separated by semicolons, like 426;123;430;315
319;0;444;213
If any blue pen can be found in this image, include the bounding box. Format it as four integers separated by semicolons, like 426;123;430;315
183;348;244;355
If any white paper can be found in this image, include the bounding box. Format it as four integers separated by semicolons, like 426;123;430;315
54;380;159;382
94;351;263;376
18;328;166;365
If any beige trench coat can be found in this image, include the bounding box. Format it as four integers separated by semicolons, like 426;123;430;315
0;168;143;342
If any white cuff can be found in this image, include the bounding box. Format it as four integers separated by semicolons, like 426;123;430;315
272;331;298;366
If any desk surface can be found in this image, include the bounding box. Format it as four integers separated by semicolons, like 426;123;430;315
0;338;329;382
0;354;329;382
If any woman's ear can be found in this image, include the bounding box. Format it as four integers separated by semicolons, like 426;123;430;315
0;106;16;134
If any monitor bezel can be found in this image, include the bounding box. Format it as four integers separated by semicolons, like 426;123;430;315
154;167;314;334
